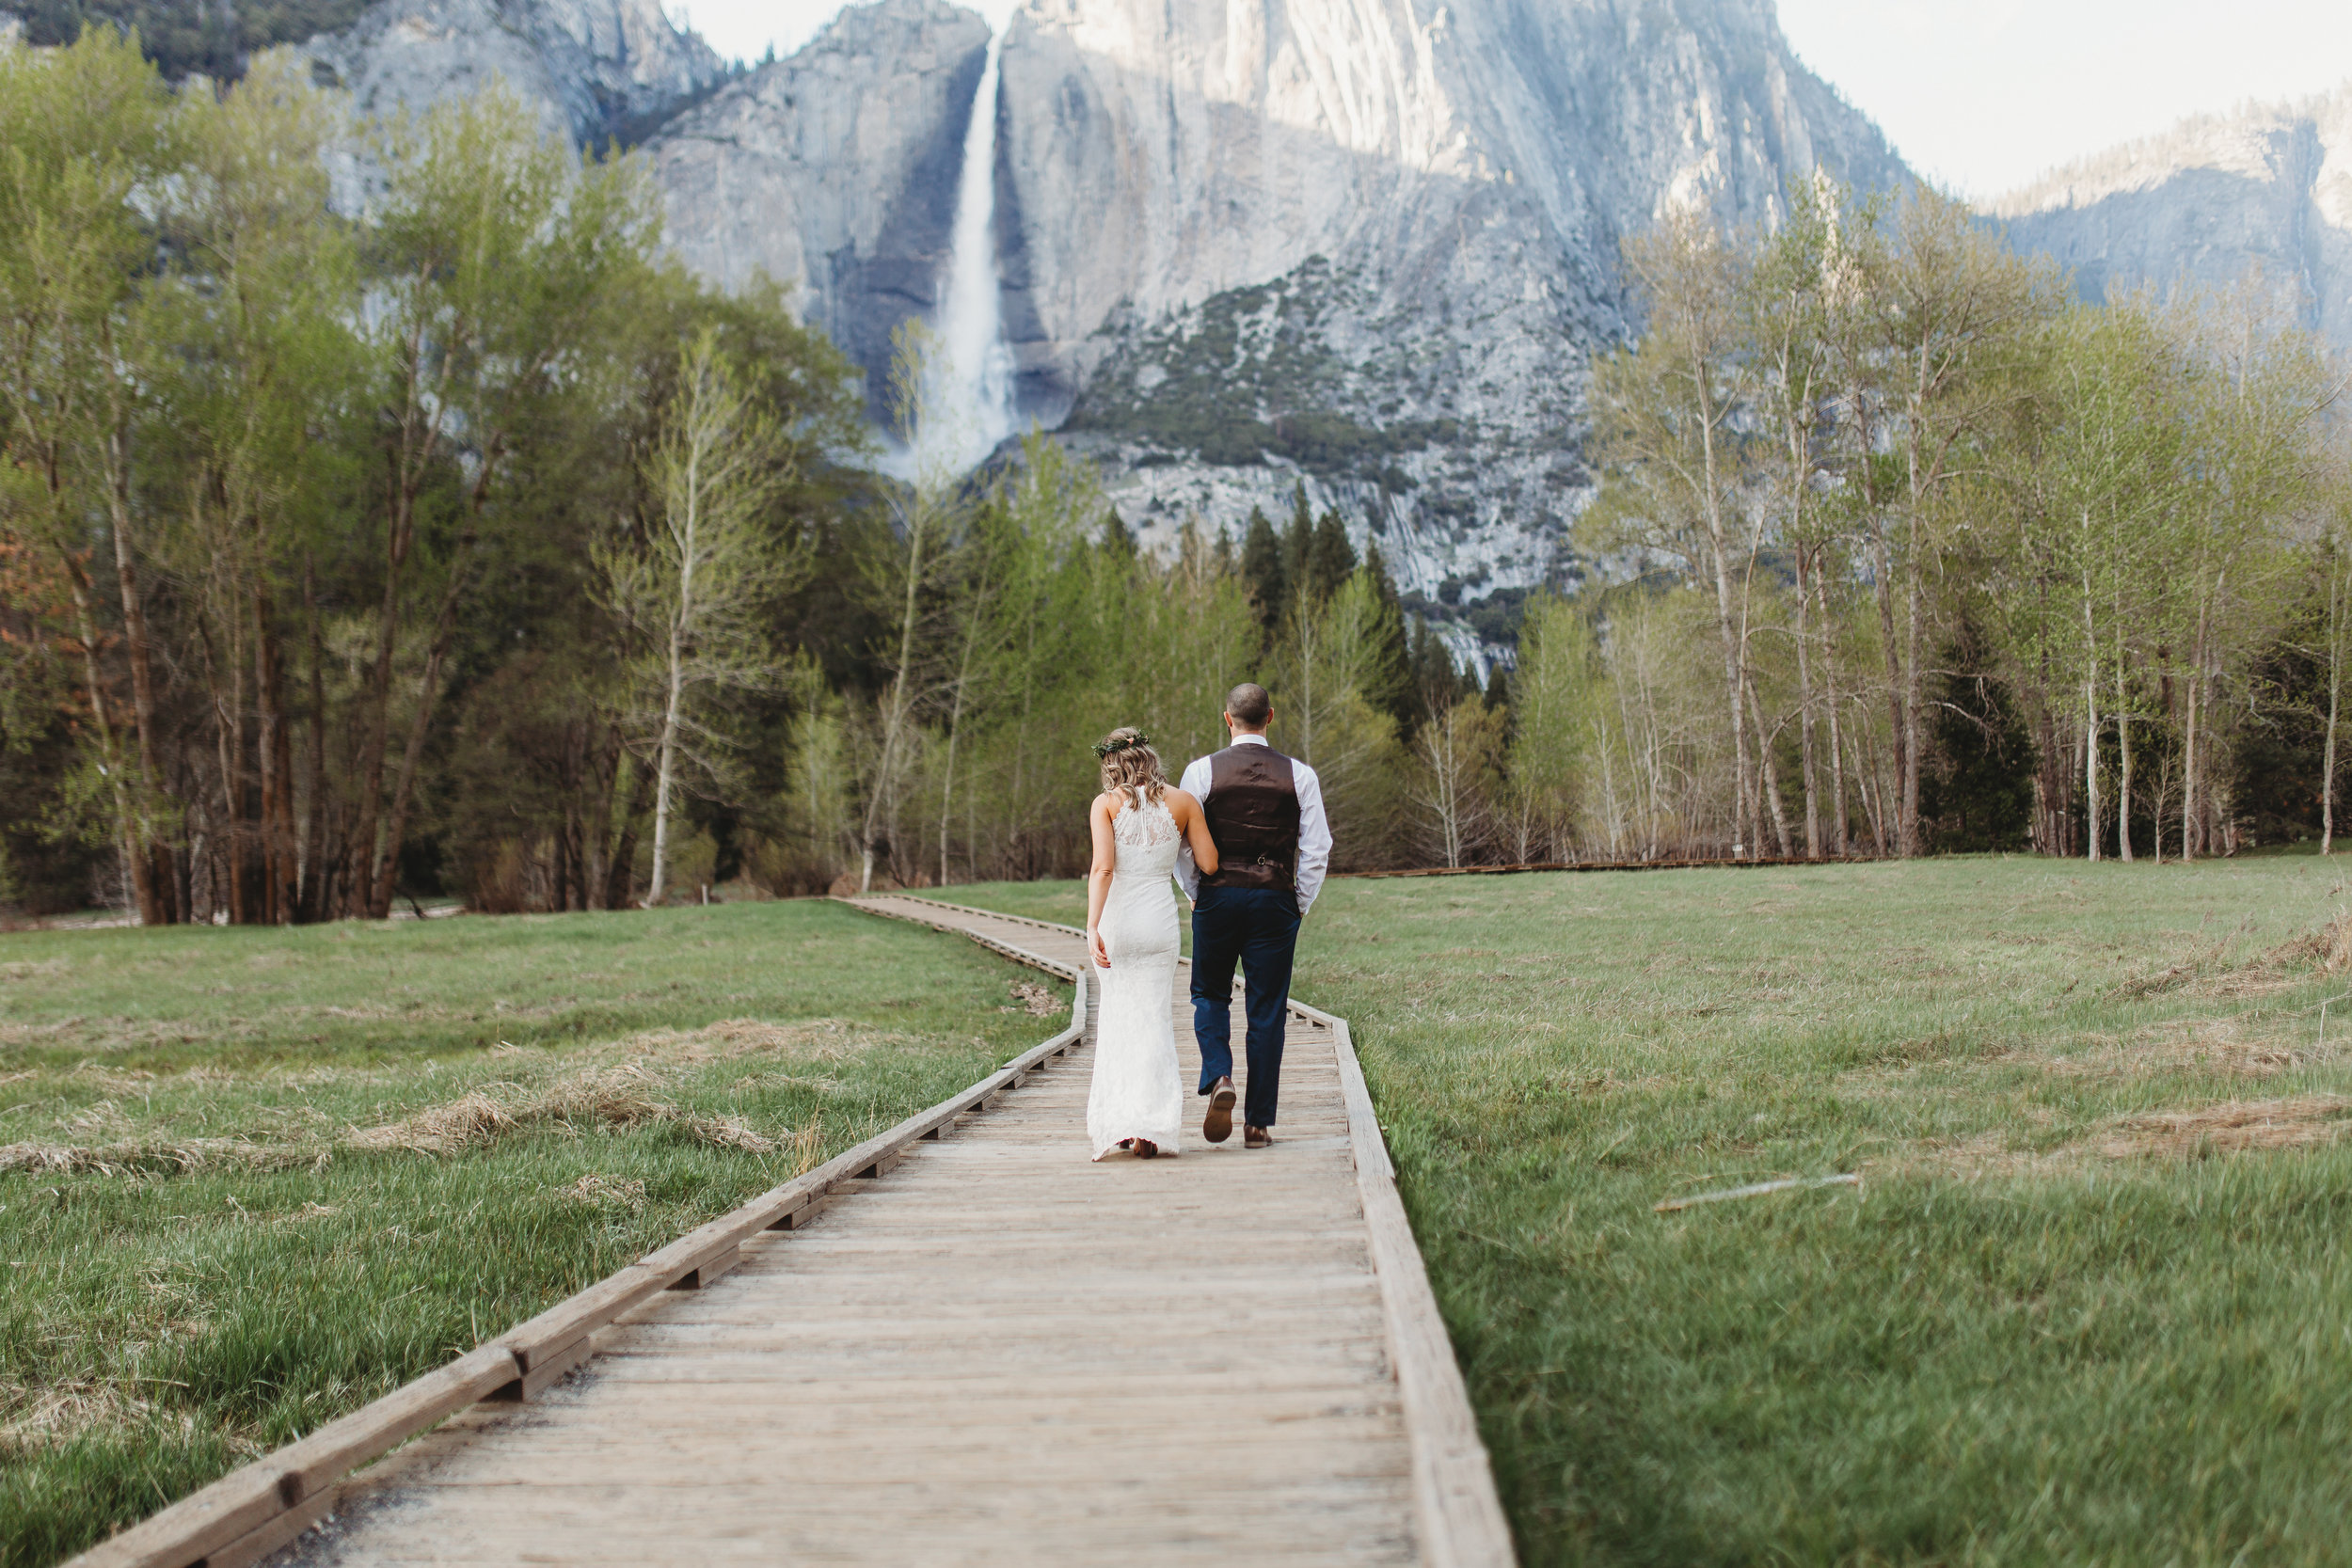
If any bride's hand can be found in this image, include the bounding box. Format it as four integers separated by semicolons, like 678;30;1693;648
1089;927;1110;969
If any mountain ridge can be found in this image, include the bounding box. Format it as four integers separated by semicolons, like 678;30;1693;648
1992;79;2352;349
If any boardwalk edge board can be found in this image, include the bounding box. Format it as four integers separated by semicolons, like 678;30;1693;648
851;894;1518;1568
62;958;1089;1568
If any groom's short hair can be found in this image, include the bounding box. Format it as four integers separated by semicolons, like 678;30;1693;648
1225;683;1271;727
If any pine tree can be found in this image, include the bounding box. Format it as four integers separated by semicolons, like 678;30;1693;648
1283;483;1314;599
1309;508;1358;600
1359;544;1416;735
1239;505;1285;647
1101;506;1136;559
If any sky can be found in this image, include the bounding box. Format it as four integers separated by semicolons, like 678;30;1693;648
1775;0;2352;198
675;0;2352;201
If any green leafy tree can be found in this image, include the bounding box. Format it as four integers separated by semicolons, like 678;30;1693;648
0;26;182;920
597;326;802;905
356;79;661;917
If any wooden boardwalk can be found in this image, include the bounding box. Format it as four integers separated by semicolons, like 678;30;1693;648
230;895;1505;1567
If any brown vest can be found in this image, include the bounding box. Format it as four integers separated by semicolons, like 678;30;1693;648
1200;744;1301;893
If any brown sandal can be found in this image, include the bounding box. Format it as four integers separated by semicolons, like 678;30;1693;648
1133;1138;1159;1159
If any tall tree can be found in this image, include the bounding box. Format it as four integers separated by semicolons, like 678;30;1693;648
0;27;182;921
160;53;364;923
1591;207;1760;854
1876;190;2059;854
356;81;660;917
597;325;800;906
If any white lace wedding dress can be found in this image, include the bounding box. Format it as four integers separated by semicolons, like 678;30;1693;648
1087;794;1184;1159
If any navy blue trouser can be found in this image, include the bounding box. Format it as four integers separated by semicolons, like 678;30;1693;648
1190;885;1300;1130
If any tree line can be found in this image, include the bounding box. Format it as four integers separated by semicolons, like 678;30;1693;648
7;30;2349;922
1572;179;2348;866
0;31;861;919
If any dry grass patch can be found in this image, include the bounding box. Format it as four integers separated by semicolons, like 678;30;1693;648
606;1016;887;1064
0;1137;321;1177
1000;982;1061;1017
2094;1095;2352;1159
2042;1017;2321;1079
344;1065;783;1156
562;1173;647;1211
1880;1096;2352;1179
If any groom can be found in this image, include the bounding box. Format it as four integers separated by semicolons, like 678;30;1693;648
1174;683;1333;1148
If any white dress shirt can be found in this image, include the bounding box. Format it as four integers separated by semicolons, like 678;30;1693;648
1172;733;1333;915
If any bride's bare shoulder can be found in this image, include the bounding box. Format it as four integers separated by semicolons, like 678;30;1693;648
1163;786;1200;817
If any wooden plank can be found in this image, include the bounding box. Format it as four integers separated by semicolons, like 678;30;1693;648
487;1329;598;1402
200;1487;337;1568
63;1344;519;1568
664;1242;742;1291
1297;1001;1516;1568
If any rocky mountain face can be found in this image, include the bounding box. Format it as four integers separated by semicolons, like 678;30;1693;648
1994;87;2352;352
284;0;1909;655
299;0;723;145
648;0;1908;648
649;1;992;395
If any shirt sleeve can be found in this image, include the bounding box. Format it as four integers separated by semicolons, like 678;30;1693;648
1173;756;1211;905
1292;760;1332;916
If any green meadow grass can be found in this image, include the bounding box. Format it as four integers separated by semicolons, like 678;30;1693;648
0;900;1068;1568
940;858;2352;1566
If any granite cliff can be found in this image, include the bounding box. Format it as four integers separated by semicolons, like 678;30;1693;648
1993;84;2352;351
641;0;1910;641
299;0;723;145
279;0;1910;652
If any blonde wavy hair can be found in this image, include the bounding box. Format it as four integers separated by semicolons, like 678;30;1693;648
1096;726;1168;809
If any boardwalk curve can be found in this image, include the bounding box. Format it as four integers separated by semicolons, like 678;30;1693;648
66;895;1509;1568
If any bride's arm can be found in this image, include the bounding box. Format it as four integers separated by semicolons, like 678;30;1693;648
1086;794;1117;969
1169;789;1219;877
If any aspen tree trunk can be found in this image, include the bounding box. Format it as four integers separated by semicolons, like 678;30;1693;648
1854;727;1886;855
2084;676;2101;863
863;506;927;895
645;634;687;907
1691;352;1752;857
371;557;469;917
300;560;333;921
938;641;973;888
1817;573;1848;857
59;552;143;911
2183;642;2201;861
104;414;171;923
1895;339;1946;860
2326;566;2344;854
644;436;703;908
1901;515;1927;857
1869;519;1906;849
1748;681;1793;856
254;580;294;923
2116;669;2134;863
1794;547;1820;858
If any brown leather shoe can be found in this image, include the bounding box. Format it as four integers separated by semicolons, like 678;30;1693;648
1244;1125;1272;1149
1203;1078;1237;1144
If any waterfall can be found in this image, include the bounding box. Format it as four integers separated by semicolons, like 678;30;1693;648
907;27;1016;478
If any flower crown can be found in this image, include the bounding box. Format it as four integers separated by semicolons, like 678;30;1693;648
1093;732;1151;759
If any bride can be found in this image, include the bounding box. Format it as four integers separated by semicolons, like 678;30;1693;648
1084;727;1219;1160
